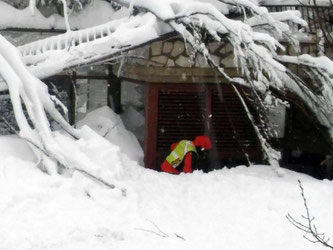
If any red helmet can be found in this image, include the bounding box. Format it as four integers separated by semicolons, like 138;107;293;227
193;135;212;150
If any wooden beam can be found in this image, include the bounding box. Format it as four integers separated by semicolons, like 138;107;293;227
107;65;122;114
144;84;159;170
119;64;241;84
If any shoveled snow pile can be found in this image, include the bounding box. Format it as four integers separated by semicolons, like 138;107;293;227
0;154;332;250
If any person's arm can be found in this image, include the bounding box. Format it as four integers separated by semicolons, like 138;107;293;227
183;153;193;173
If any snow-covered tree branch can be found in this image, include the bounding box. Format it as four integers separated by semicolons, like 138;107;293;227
0;31;126;192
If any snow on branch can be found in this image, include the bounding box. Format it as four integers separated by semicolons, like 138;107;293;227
275;55;333;138
5;0;307;88
0;33;126;193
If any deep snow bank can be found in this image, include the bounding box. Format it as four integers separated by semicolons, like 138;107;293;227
0;107;332;250
0;156;332;250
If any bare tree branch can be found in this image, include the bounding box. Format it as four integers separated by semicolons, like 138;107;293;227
135;220;186;241
287;180;333;249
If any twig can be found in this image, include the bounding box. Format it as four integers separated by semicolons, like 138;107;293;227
135;220;186;241
175;233;186;240
0;115;18;135
149;220;169;237
286;180;333;249
134;228;168;238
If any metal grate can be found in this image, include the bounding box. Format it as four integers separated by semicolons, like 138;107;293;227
157;89;206;150
155;86;260;168
265;5;333;34
211;87;258;157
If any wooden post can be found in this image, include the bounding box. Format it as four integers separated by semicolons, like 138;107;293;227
108;65;122;114
69;72;77;125
144;84;159;170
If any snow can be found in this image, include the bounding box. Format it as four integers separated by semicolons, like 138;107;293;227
0;108;332;250
0;148;332;249
76;106;144;164
0;0;126;30
0;135;37;163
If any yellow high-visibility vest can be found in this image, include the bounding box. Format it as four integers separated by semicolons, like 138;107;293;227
166;140;197;168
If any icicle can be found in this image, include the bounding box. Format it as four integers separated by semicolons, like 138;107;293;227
93;28;97;40
65;32;69;50
117;54;125;77
51;36;56;50
29;0;37;16
128;0;136;15
56;36;61;50
78;31;83;44
86;31;90;42
61;0;71;32
42;39;48;53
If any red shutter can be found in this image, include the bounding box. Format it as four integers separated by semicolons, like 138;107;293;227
211;86;259;161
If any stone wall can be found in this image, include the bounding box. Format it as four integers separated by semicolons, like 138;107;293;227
129;37;329;69
121;37;328;83
130;39;236;69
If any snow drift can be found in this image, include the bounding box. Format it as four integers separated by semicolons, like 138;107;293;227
76;106;144;164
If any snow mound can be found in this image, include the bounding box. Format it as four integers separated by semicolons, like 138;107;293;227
76;106;144;164
0;159;332;249
0;135;37;163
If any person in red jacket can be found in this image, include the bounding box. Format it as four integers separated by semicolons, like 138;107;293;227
160;135;212;174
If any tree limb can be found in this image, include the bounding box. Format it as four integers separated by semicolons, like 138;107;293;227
287;180;333;249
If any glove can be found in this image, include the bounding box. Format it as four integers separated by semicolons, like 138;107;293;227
161;161;180;174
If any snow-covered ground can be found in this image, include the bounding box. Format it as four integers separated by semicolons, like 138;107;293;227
0;109;332;250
